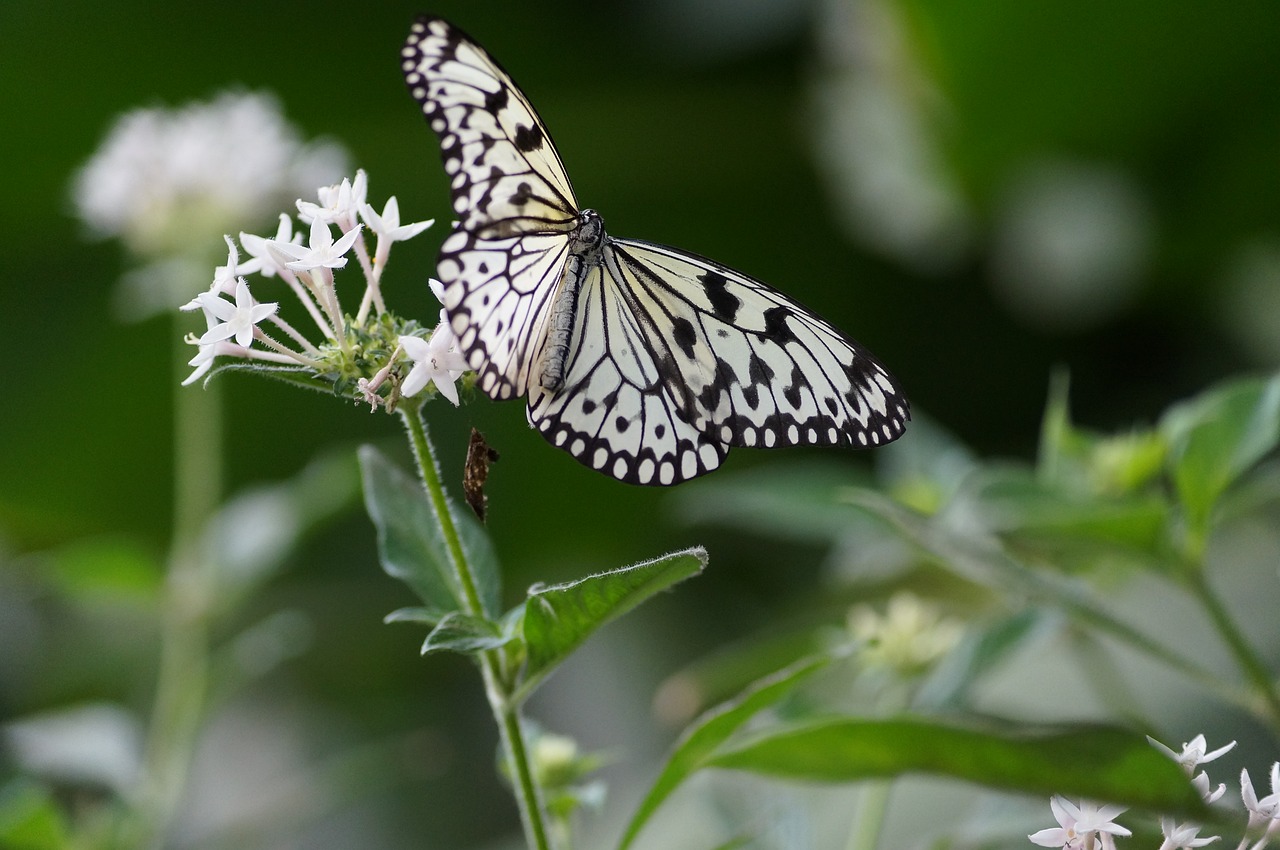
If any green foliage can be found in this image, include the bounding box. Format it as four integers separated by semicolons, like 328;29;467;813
709;719;1203;814
359;444;707;706
0;781;69;850
359;444;501;617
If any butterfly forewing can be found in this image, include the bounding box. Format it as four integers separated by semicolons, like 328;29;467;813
403;16;910;485
401;17;578;234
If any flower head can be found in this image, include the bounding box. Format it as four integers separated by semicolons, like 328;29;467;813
73;91;345;259
1242;763;1280;828
1028;797;1130;849
193;279;278;348
1158;817;1218;850
1149;735;1237;776
849;592;962;676
399;312;469;405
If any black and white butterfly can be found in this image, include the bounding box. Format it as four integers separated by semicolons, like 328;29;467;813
401;16;909;485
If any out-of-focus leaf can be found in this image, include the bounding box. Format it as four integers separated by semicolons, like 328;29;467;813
617;655;827;850
671;464;875;542
916;608;1043;709
383;606;447;626
968;468;1168;553
43;538;161;603
517;548;706;703
0;780;69;850
359;445;502;617
1160;374;1280;553
710;718;1204;814
653;628;831;727
422;612;512;655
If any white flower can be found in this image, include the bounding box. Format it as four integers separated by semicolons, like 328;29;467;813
399;314;468;405
1242;764;1280;827
273;218;362;272
429;277;448;304
849;592;963;675
196;279;279;348
1157;817;1218;850
360;196;434;268
73;91;346;258
1150;735;1237;775
1191;770;1227;805
240;214;299;278
297;170;368;229
1028;797;1130;848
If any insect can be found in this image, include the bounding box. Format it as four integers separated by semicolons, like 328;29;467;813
401;16;909;485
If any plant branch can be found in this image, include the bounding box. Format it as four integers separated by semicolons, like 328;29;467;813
400;405;550;850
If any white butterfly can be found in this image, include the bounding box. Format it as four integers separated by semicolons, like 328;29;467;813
401;16;909;485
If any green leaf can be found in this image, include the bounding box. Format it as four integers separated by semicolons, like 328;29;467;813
709;718;1205;814
617;655;827;850
517;547;707;703
1161;374;1280;552
358;445;502;616
422;612;512;655
0;780;69;850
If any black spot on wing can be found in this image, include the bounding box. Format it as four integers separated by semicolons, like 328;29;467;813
672;317;697;359
700;271;740;322
514;122;544;152
763;306;798;345
484;86;508;114
748;352;774;384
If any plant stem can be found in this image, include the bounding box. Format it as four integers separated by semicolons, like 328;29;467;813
1186;568;1280;728
128;326;224;849
400;405;551;850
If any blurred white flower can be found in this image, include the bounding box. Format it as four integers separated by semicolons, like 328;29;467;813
849;591;962;676
73;91;347;318
990;160;1153;331
4;703;142;794
809;0;973;272
74;91;345;257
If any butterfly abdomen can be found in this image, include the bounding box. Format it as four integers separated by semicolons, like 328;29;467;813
538;210;607;390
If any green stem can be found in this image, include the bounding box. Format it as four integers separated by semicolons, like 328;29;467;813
128;326;224;849
1185;568;1280;728
399;405;551;850
843;682;910;850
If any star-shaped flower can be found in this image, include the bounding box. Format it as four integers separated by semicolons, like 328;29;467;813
196;278;278;348
272;217;361;272
399;312;468;405
1029;797;1130;849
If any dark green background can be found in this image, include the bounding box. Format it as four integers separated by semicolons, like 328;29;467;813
3;0;1279;846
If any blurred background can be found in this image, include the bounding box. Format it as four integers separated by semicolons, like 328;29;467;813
3;0;1280;847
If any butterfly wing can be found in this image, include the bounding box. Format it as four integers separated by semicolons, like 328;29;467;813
402;17;579;398
528;238;910;485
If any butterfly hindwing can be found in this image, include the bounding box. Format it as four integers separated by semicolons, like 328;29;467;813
611;241;909;451
527;261;727;485
436;228;569;399
527;239;908;484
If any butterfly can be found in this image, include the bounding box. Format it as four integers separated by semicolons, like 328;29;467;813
401;16;909;485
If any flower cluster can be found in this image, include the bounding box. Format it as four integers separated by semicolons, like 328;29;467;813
180;169;469;408
1031;734;1280;850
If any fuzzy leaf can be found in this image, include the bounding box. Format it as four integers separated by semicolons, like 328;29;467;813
422;612;511;655
517;548;707;703
359;445;501;616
